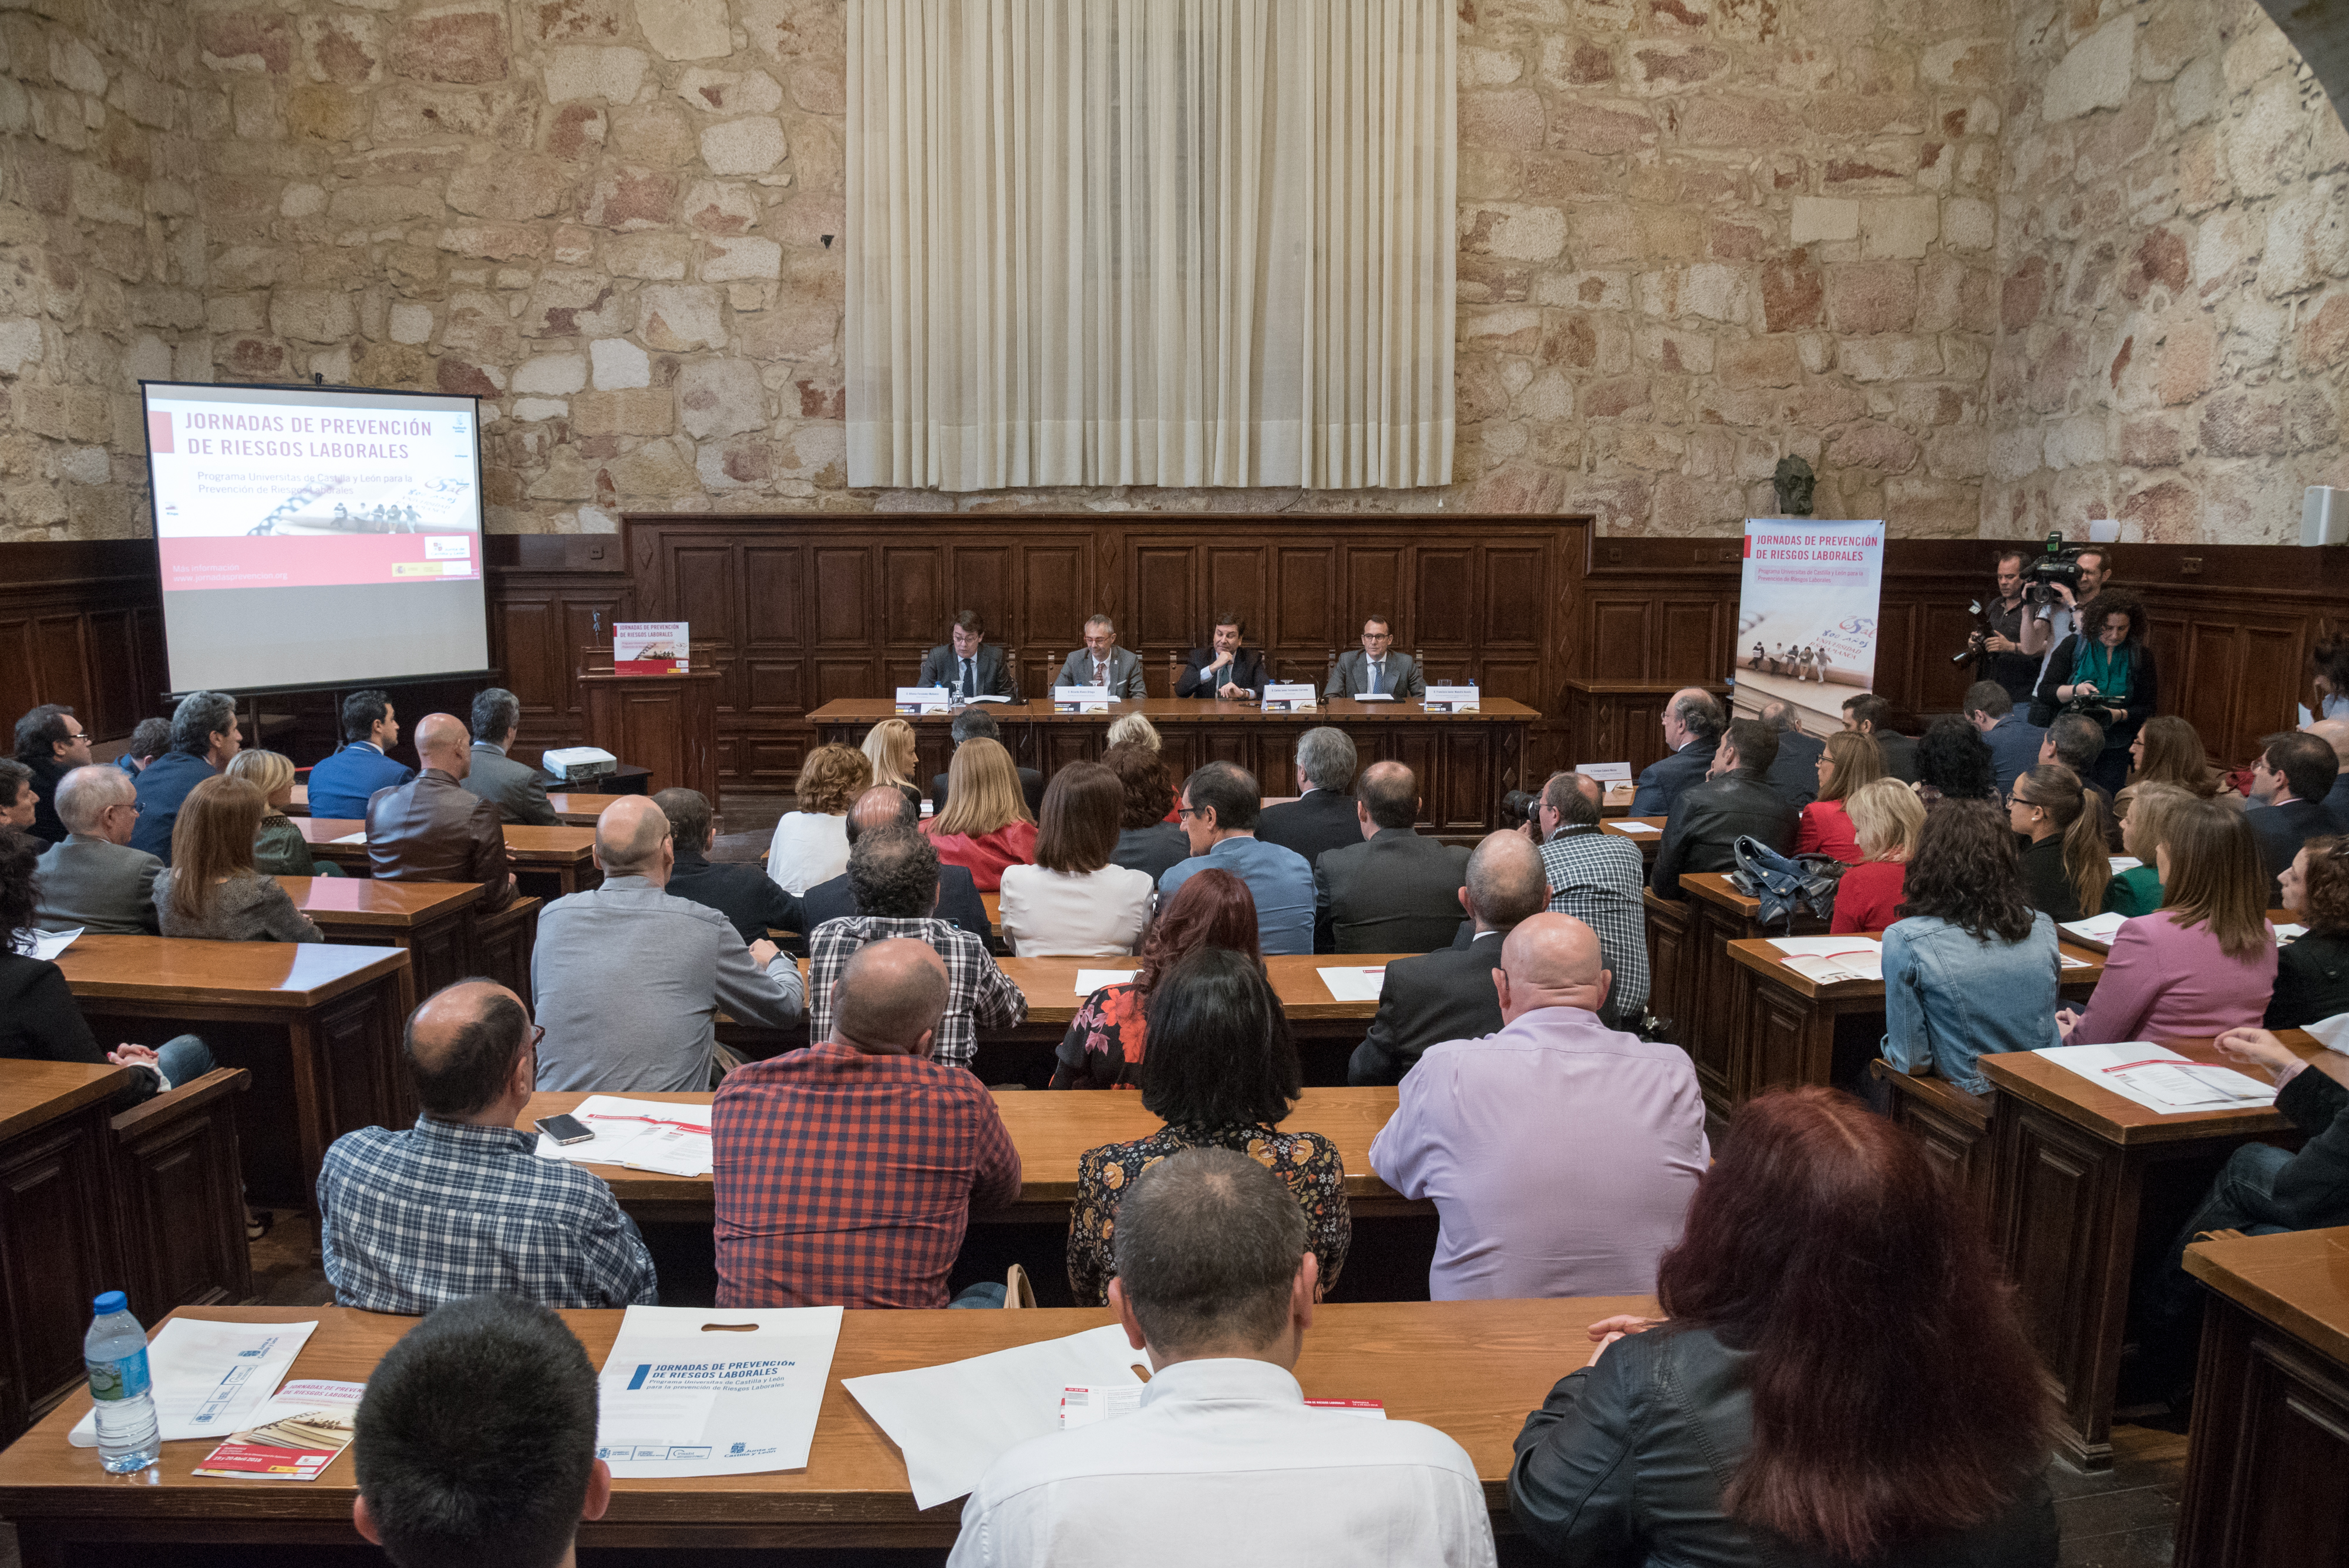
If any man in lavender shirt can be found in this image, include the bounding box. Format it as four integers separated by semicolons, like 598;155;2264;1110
1367;913;1709;1301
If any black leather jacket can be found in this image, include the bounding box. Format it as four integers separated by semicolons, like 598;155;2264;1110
1650;771;1798;900
1508;1326;2057;1567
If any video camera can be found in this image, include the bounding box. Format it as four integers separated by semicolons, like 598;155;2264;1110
2022;530;2086;605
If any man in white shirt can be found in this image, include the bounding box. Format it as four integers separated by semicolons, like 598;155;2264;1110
948;1146;1496;1568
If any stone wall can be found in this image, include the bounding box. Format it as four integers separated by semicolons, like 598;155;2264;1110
1986;0;2349;545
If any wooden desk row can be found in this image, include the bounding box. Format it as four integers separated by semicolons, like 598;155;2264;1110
288;782;610;826
295;815;601;903
0;1295;1635;1554
275;874;540;1003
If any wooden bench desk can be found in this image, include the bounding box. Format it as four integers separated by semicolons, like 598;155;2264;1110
1979;1031;2349;1472
0;1295;1639;1554
1598;815;1665;863
298;817;601;900
274;875;483;1001
0;1065;133;1442
52;934;414;1211
1643;872;1825;1124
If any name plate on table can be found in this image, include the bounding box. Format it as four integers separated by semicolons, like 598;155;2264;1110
1055;684;1112;714
1261;683;1318;713
1422;684;1480;713
895;685;952;715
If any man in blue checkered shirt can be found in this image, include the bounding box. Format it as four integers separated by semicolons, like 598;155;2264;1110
317;980;657;1313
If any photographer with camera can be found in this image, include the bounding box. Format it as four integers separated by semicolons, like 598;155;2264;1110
2020;543;2114;718
1965;551;2041;706
2034;588;2157;796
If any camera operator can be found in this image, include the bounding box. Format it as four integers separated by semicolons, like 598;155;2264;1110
1967;550;2040;706
2020;545;2114;721
2033;587;2156;796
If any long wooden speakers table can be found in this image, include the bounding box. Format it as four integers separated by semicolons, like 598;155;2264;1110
808;697;1538;833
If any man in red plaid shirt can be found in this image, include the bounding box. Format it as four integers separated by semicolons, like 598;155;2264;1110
713;937;1022;1307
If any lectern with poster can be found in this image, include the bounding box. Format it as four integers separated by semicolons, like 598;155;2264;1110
577;646;720;803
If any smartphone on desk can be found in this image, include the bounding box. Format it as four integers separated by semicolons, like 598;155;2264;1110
535;1113;594;1146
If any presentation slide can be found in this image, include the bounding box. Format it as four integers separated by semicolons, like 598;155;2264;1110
142;382;492;694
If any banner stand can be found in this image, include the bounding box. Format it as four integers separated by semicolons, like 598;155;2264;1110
1730;519;1886;735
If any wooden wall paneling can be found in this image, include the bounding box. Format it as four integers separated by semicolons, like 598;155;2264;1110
1658;600;1727;685
0;541;168;743
1276;546;1337;652
1020;543;1092;692
1437;726;1495;829
1204;547;1267;650
949;544;1011;638
1413;547;1476;649
1131;547;1197;657
1586;598;1654;680
881;544;943;645
1344;547;1405;641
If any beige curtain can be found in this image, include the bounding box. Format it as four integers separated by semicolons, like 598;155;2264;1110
844;0;1455;493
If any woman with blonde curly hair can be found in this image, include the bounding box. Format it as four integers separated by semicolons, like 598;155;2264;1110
765;743;871;895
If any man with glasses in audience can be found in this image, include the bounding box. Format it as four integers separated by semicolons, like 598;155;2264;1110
32;765;161;934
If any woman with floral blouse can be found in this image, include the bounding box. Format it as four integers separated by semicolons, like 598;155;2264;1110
1065;947;1350;1304
1049;867;1260;1089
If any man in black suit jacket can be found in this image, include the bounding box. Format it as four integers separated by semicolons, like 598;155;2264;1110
1175;611;1271;699
1651;718;1800;899
1841;692;1919;783
2249;731;2343;901
801;786;997;950
1348;832;1549;1084
929;706;1045;819
1628;688;1722;816
917;610;1015;702
1313;762;1471;953
654;787;804;944
1756;700;1824;812
1257;727;1361;869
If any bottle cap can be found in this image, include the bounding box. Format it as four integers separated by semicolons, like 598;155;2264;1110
93;1290;127;1314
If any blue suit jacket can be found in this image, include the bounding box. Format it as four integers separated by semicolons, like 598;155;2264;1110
307;743;416;821
1982;712;2046;795
1630;739;1718;817
130;751;217;863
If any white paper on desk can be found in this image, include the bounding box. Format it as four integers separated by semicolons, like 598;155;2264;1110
611;1122;714;1177
844;1324;1149;1510
2273;921;2308;944
19;926;82;961
594;1305;841;1478
2110;856;2142;874
1782;950;1883;984
1351;692;1397;702
2059;912;2129;949
330;831;366;844
1770;936;1882;957
1577;762;1633;783
534;1094;709;1168
1071;967;1140;995
1317;966;1388;1003
1609;821;1661;835
69;1318;317;1446
965;694;1012;703
2303;1012;2349;1054
2035;1043;2277;1115
2060;953;2096;968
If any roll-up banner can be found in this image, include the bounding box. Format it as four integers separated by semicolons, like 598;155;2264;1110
1731;519;1886;733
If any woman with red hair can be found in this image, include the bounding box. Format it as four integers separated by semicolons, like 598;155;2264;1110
1049;868;1259;1089
1509;1087;2057;1566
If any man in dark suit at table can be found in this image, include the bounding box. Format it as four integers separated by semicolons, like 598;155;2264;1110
1324;613;1424;701
1054;614;1149;699
463;688;559;827
132;689;241;862
1651;718;1798;900
1755;700;1824;812
1313;761;1470;953
1628;688;1721;816
801;786;996;950
307;689;416;820
1176;610;1271;699
2247;730;2342;902
1257;727;1361;870
1348;830;1547;1084
928;706;1045;820
366;714;517;913
656;786;803;945
917;608;1015;702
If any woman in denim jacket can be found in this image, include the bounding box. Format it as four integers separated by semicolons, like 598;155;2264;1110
1880;799;2062;1095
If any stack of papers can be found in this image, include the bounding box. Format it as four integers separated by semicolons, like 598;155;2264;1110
2273;921;2308;943
191;1379;364;1481
1769;936;1882;984
1072;968;1141;995
19;926;80;961
2034;1043;2276;1113
595;1305;842;1477
1317;966;1388;1003
535;1095;714;1177
1610;821;1661;836
70;1319;317;1448
2058;912;2130;950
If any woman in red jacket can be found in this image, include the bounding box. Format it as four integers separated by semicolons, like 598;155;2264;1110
1796;730;1883;865
923;736;1038;891
1831;778;1926;933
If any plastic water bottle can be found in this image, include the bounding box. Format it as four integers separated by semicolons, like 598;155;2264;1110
85;1291;160;1473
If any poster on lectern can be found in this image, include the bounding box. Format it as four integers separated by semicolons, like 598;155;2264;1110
1730;519;1884;735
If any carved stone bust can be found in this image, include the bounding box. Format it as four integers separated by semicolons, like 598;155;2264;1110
1773;456;1816;517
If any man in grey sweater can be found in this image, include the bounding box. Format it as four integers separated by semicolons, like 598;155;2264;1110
532;796;805;1092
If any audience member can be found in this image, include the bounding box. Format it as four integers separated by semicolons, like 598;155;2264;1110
924;736;1038;892
1372;914;1705;1300
1913;714;1998;810
929;706;1046;817
655;786;802;945
2306;716;2349;823
1629;688;1722;816
1104;710;1162;753
307;689;415;820
1497;789;1539;837
228;750;336;876
1880;801;2062;1095
365;715;518;912
1509;1087;2056;1566
154;776;325;941
2022;543;2114;694
1830;778;1923;933
2317;633;2349;722
2246;728;2340;903
1103;743;1189;881
2040;710;2120;842
1964;679;2045;796
2268;836;2349;1029
114;717;169;777
32;765;160;934
462;688;560;827
534;797;804;1091
806;826;1025;1069
0;760;30;835
2008;764;2113;923
953;1148;1495;1568
1793;730;1882;863
1256;726;1363;868
132;691;241;861
860;717;925;811
2129;714;2242;806
2060;799;2276;1044
319;980;657;1313
1651;719;1797;899
2108;780;2194;917
13;702;89;843
766;742;870;895
715;939;1021;1308
799;788;994;946
1068;949;1348;1304
1313;761;1470;953
1350;832;1550;1085
1755;700;1824;812
1841;693;1919;783
1159;762;1314;954
2037;588;2156;795
999;762;1153;956
2;827;210;1103
1054;869;1258;1090
352;1296;612;1568
1532;772;1649;1032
